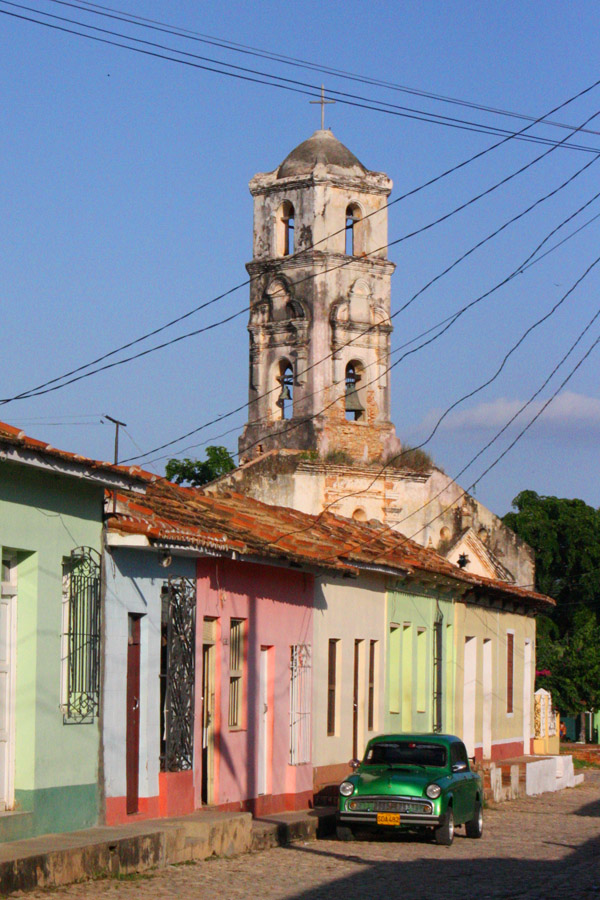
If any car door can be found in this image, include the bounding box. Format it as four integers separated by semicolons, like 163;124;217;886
449;742;469;822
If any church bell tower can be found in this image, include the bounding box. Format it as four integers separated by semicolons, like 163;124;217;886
238;129;400;464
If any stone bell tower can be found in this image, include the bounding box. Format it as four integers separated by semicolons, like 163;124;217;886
238;129;400;464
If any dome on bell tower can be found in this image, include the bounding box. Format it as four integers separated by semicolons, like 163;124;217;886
277;129;367;179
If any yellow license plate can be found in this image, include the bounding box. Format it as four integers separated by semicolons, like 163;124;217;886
377;812;400;826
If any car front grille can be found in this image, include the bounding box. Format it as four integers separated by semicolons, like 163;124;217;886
346;797;433;815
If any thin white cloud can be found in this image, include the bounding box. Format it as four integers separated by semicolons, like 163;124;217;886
415;391;600;435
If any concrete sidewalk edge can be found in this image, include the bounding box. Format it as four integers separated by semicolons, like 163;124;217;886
0;808;337;895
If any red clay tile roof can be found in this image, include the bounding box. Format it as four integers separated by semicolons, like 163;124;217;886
0;421;156;487
108;478;554;610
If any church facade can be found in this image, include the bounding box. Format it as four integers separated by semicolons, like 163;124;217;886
216;129;533;588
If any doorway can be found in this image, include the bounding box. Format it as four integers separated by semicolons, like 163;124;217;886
126;614;142;815
201;619;216;806
523;641;532;755
463;636;477;757
482;639;492;758
257;647;270;797
352;640;363;760
0;555;16;811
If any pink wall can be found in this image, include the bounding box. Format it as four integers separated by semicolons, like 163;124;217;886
195;558;314;813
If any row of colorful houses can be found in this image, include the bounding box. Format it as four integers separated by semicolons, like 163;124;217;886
0;422;553;841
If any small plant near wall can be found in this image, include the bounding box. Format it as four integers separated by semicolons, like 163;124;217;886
387;445;435;473
324;449;355;466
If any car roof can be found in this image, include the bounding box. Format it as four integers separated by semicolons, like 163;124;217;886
366;733;462;747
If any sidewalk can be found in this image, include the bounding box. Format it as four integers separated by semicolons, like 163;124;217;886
0;807;336;895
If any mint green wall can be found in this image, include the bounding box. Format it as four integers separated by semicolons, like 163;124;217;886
386;586;454;735
0;463;105;839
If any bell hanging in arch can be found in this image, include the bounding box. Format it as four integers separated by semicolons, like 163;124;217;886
345;382;364;413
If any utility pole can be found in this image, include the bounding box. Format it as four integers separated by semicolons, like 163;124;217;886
105;414;127;514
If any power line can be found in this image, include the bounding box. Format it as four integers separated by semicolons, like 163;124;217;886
4;41;600;407
248;248;600;549
7;95;600;409
46;0;600;141
3;1;600;153
124;181;600;467
317;298;600;563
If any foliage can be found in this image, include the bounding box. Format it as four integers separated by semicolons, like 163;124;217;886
388;445;434;472
165;446;235;487
535;608;600;716
324;449;355;466
503;490;600;714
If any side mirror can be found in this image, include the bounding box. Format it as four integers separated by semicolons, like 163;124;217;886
451;761;467;773
349;758;360;770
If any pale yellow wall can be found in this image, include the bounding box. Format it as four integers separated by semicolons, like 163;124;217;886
454;602;536;758
313;574;386;767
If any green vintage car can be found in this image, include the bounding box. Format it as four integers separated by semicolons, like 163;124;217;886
337;734;483;845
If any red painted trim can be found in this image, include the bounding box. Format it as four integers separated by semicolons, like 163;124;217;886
474;740;525;763
105;794;161;826
214;789;314;816
159;770;195;818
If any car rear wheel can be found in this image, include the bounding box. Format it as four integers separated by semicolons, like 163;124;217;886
435;808;454;846
465;801;483;838
336;825;355;841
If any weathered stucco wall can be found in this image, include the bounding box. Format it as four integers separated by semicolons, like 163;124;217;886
196;558;314;814
0;465;105;840
103;547;196;824
453;602;536;761
312;573;386;790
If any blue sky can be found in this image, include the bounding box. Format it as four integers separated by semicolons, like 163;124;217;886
2;0;600;518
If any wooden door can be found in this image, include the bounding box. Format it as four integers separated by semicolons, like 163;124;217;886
0;590;15;810
126;614;141;815
257;648;269;796
201;641;215;806
463;637;477;758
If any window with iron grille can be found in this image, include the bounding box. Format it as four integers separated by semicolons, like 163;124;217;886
290;644;311;764
61;547;101;724
228;619;244;728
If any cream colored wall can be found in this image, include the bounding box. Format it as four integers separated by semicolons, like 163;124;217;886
454;602;536;758
313;574;386;768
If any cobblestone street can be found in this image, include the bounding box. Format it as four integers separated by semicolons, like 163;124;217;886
21;780;600;900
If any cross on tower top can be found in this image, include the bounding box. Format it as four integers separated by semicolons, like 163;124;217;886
310;84;335;130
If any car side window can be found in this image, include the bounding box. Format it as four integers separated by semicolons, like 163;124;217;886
450;742;469;769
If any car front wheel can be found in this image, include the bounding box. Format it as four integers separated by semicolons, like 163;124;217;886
435;808;454;846
465;801;483;838
336;825;355;841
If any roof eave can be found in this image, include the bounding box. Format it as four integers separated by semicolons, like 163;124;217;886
0;446;148;493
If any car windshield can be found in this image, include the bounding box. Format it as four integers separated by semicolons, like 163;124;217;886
364;741;447;768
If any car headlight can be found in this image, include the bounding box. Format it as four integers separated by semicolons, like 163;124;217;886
426;784;441;799
339;781;355;797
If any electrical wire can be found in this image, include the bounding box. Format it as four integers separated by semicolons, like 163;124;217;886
123;182;600;465
6;95;600;408
3;1;600;153
315;299;600;563
4;37;600;406
45;0;600;141
248;249;600;548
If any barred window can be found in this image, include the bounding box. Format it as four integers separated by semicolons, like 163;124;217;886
61;547;101;724
228;619;244;728
327;639;337;736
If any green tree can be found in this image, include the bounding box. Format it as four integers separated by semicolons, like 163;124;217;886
503;490;600;630
165;446;235;487
503;491;600;727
